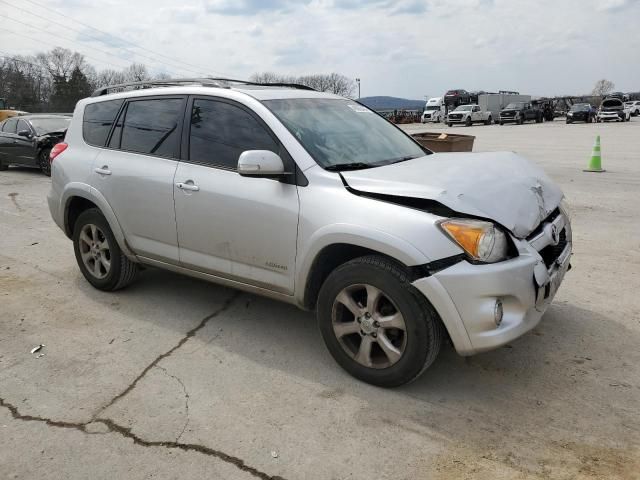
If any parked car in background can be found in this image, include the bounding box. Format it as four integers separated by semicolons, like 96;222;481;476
597;98;631;122
624;101;640;116
566;103;596;124
446;104;492;126
0;114;70;175
499;102;543;125
421;97;444;123
443;89;471;109
47;78;572;387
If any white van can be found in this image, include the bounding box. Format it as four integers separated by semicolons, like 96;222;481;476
421;97;444;123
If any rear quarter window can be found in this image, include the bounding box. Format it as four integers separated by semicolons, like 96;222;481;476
83;99;124;147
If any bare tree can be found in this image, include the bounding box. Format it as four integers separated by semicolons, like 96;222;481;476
249;72;295;84
96;69;127;87
250;72;356;97
123;63;150;82
36;47;87;81
592;79;615;97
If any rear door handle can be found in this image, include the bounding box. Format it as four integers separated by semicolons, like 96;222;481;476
94;166;112;176
176;181;199;192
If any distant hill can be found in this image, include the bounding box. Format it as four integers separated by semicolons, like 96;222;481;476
358;96;424;111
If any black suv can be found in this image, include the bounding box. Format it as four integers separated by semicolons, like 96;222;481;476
499;102;543;125
566;104;595;124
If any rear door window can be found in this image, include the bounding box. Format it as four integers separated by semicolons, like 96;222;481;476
3;118;18;134
83;99;124;146
188;98;278;169
120;98;184;158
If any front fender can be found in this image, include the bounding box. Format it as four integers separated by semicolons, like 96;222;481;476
295;223;431;303
60;183;136;260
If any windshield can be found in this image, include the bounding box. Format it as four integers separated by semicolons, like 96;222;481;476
263;98;426;169
30;117;70;135
570;104;589;112
454;105;473;111
505;103;525;109
425;105;440;111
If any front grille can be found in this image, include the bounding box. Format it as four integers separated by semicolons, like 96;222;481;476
538;229;567;268
527;208;560;240
449;114;462;119
502;111;515;117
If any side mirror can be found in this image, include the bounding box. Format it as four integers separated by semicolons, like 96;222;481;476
237;150;287;177
17;130;32;138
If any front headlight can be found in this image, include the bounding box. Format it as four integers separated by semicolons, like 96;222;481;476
439;219;510;263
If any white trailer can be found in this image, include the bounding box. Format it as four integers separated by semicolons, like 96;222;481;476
478;93;531;123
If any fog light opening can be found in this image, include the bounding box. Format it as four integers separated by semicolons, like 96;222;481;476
494;299;504;326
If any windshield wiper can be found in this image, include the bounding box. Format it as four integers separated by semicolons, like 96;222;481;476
324;162;374;172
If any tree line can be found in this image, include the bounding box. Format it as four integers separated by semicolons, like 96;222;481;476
0;47;356;113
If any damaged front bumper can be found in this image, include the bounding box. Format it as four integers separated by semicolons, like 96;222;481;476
412;211;572;355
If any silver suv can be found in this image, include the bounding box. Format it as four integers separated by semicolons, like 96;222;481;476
48;79;572;387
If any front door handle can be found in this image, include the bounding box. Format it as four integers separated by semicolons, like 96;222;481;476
94;166;112;175
176;181;200;192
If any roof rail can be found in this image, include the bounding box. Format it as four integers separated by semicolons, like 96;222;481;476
91;77;316;97
91;78;226;97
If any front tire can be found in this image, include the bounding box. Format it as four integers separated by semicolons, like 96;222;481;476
0;162;7;171
317;255;443;387
465;116;472;127
38;148;51;176
73;208;138;291
447;122;452;127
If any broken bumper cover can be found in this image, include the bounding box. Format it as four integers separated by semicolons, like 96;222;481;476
412;218;572;355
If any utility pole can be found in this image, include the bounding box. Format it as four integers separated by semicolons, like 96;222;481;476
356;78;361;99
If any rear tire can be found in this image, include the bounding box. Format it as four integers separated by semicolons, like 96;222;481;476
0;162;7;171
317;255;443;387
73;208;138;291
485;116;492;125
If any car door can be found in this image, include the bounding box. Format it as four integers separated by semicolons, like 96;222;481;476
14;119;37;166
472;106;481;122
0;118;19;165
90;96;185;263
174;96;300;295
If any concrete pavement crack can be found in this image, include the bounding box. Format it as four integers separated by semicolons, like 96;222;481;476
155;365;190;443
92;291;241;420
0;397;286;480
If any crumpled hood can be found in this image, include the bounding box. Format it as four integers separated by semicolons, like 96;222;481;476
341;151;563;238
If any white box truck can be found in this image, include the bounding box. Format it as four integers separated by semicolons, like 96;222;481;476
478;93;531;124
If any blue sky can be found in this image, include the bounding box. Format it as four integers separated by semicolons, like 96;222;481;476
2;0;639;99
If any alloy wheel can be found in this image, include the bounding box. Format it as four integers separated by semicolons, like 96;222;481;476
331;284;407;369
78;224;111;279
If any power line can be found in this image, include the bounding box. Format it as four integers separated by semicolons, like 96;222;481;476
20;0;225;76
1;0;224;77
3;27;133;72
1;14;134;70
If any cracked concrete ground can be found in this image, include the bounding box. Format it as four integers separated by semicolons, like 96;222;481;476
1;119;639;479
